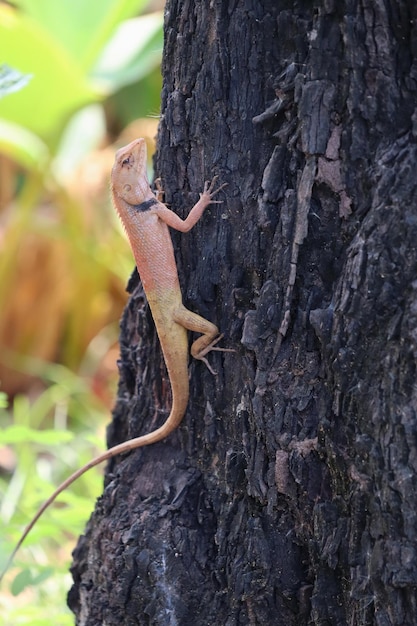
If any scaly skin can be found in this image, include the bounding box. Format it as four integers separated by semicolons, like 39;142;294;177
0;138;229;581
111;137;229;433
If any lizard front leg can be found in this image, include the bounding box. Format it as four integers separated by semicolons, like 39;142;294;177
155;177;228;233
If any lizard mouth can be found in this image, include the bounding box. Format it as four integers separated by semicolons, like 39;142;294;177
116;138;147;174
128;138;147;164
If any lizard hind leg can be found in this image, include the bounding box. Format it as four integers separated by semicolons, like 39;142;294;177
173;306;233;375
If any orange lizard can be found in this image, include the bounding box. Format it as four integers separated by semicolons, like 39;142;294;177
0;138;229;580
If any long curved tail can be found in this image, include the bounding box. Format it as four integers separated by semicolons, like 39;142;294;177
0;392;188;583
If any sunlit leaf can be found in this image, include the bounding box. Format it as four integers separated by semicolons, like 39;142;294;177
53;104;107;180
92;12;163;93
0;119;50;170
0;5;97;147
15;0;151;70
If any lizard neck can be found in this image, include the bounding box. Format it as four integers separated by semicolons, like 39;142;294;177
113;191;158;235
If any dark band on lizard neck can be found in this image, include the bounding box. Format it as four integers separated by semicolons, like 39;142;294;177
131;197;158;212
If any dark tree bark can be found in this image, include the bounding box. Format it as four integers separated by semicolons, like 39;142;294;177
69;1;417;624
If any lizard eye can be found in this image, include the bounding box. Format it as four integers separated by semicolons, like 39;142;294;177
122;156;131;166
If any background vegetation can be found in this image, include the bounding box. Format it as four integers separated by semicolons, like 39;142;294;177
0;1;163;622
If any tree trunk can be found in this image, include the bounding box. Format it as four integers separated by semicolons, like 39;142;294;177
69;1;417;624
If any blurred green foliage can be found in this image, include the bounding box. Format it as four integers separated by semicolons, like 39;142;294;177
0;0;162;155
0;0;163;621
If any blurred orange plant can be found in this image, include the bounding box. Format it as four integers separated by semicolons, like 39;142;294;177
0;0;163;620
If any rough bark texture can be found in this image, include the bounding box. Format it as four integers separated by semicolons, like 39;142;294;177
69;1;417;624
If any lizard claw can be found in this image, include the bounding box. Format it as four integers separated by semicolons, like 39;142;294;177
202;177;228;202
197;333;235;376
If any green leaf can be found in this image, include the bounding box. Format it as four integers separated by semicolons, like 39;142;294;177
92;12;163;93
10;568;33;595
10;566;54;595
0;424;74;445
30;566;55;586
53;104;107;179
0;119;50;171
0;5;97;147
16;0;152;70
0;64;32;99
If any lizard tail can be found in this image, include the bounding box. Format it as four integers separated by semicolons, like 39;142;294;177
0;384;189;583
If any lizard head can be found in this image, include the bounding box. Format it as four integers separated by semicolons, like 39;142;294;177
111;138;150;205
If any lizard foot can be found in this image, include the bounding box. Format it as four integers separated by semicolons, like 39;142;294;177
197;334;235;376
154;177;165;202
201;176;228;204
